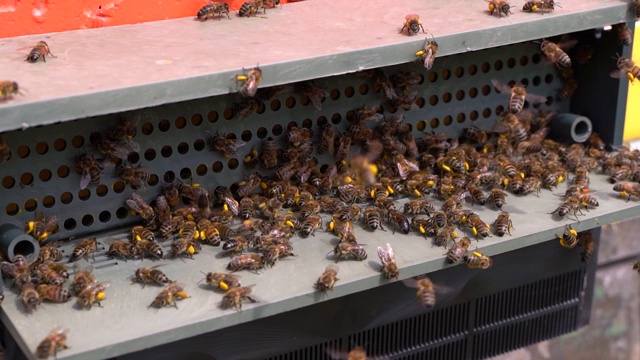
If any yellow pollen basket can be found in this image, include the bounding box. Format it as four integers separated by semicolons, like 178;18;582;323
472;251;483;257
26;221;35;234
96;292;106;301
236;75;248;81
488;4;496;11
369;164;378;175
199;231;206;240
620;191;629;198
426;180;435;187
344;176;353;184
37;232;49;242
260;182;268;190
451;231;458;238
519;172;525;179
464;162;470;171
285;220;295;228
188;245;195;255
135;235;142;242
442;164;451;172
569;229;578;237
531;4;538;11
186;214;195;221
223;204;229;211
177;291;188;299
472;226;478;236
219;281;229;291
413;189;422;197
503;178;510;187
370;189;376;198
328;221;335;231
557;175;564;183
419;225;426;234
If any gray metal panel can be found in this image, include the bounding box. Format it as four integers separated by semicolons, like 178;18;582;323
0;0;633;133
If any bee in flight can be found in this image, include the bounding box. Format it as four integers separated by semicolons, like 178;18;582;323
36;327;69;359
540;39;574;68
401;14;426;36
237;65;262;97
415;35;438;70
610;55;640;84
197;2;231;20
0;81;20;101
25;41;56;63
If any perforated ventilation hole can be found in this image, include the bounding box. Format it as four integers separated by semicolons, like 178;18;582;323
455;67;464;78
456;90;465;101
507;57;516;68
417;120;426;131
3;176;15;189
317;115;328;126
532;53;542;64
116;207;128;219
319;164;329;173
128;152;140;164
177;142;189;155
469;87;478;98
344;86;355;98
271;99;281;111
158;119;170;132
481;62;490;73
482;85;491;96
359;84;369;95
257;127;268;139
141;122;153;135
20;173;33;186
329;89;340;101
196;164;208;176
180;168;192;180
191;113;203;126
239;130;251;143
164;171;175;183
212;161;223;173
64;218;76;230
72;135;85;148
99;211;111;223
443;115;453;126
483;108;492;118
544;96;554;106
532;76;542;86
57;165;70;179
42;195;55;208
495;105;505;115
17;145;29;158
208;111;219;123
6;203;18;216
520;55;529;66
39;169;52;182
285;121;298;131
442;69;451;80
24;199;37;212
429;95;438;106
148;174;159;186
112;181;125;194
285;96;296;108
431;118;440;128
470;110;479;121
54;138;66;151
228;158;239;170
96;185;108;197
161;146;172;158
545;74;554;84
60;192;73;205
82;214;94;227
442;93;452;103
302;118;313;128
89;131;102;145
457;113;466;123
194;139;205;151
78;189;91;201
144;149;156;161
521;78;529;87
331;113;342;124
416;97;425;108
175;116;187;129
494;60;504;71
300;94;311;106
468;64;478;76
272;124;284;136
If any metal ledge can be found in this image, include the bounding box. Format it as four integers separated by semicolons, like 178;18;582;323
0;0;633;133
1;172;638;359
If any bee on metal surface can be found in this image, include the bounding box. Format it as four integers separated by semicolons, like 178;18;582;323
221;285;258;311
522;0;557;13
299;199;321;220
37;244;63;263
136;239;164;260
327;218;353;239
196;219;221;246
300;214;323;237
464;251;493;269
463;125;488;144
580;230;595;262
233;97;263;120
237;66;262;97
202;272;242;290
540;39;572;67
131;225;154;242
315;264;339;291
69;237;98;263
263;243;295;267
486;0;512;17
197;2;230;20
74;153;104;190
388;91;419;112
432;210;448;229
108;116;139;149
159;216;184;239
467;213;491;238
213;186;238;216
210;133;246;158
333;204;362;222
491;79;547;114
261;137;278;169
489;188;508;210
227;253;264;273
93;137;130;162
377;243;399;280
20;282;41;312
162;183;180;208
578;193;599;210
613;182;640;201
134;265;171;288
171;237;202;259
467;184;488;206
333;243;368;263
446;237;471;264
36;284;70;303
387;210;410;234
0;81;20;100
236;173;262;199
557;224;578;248
222;236;250;256
288;126;314;147
0;135;10;163
614;23;632;46
298;82;329;111
25;41;56;63
25;210;59;243
318;124;336;156
363;206;385;231
493;211;514;237
126;193;156;223
72;264;95;296
335;134;352;162
36;260;66;280
154;195;172;224
36;327;69;359
116;164;150;190
587;132;606;151
76;281;110;309
550;196;581;219
608;165;632;183
150;282;189;309
401;14;426;36
238;197;255;220
242;146;260;169
34;262;66;286
238;0;265;17
415;35;438;70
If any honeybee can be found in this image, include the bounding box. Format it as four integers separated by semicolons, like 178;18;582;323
210;133;246;158
489;188;508;210
234;97;263;120
196;2;230;20
92;137;130;162
150;282;189;309
491;79;547;114
171;237;202;259
298;82;329;111
36;284;70;303
160;216;184;239
363;206;385;231
613;182;640;201
300;215;323;237
69;237;98;263
493;211;514;237
20;282;41;312
116;164;150;190
36;244;63;263
25;41;56;63
431;210;448;229
463;125;489;144
26;210;59;243
126;193;156;223
74;153;104;190
0;80;20;100
36;327;69;359
557;224;578;248
467;184;488;206
614;23;632;46
558;78;579;101
415;35;438;70
578;193;599;210
313;264;340;292
258;137;278;169
486;0;512;17
34;261;67;286
202;272;242;290
136;239;164;260
238;0;265;17
243;146;261;170
446;237;471;264
72;264;95;296
262;243;295;267
377;243;399;280
134;265;171;288
467;213;491;238
228;253;264;273
580;230;595;262
610;55;640;84
550;196;581;219
221;285;258;311
76;281;110;309
401;14;426;36
236;172;262;199
0;135;10;163
333;242;368;262
237;66;262;97
464;251;493;269
540;39;572;67
522;0;556;13
333;205;362;222
389;91;419;112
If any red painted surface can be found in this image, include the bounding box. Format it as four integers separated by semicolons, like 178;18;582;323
0;0;295;39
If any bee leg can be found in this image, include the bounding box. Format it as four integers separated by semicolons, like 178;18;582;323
247;296;258;303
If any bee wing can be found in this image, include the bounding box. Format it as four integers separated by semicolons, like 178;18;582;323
324;264;339;274
72;263;94;274
557;38;578;51
609;69;626;79
234;139;247;148
377;246;391;265
524;92;548;105
35;210;45;222
401;277;420;289
386;242;396;262
110;143;131;160
490;79;512;94
124;139;140;152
